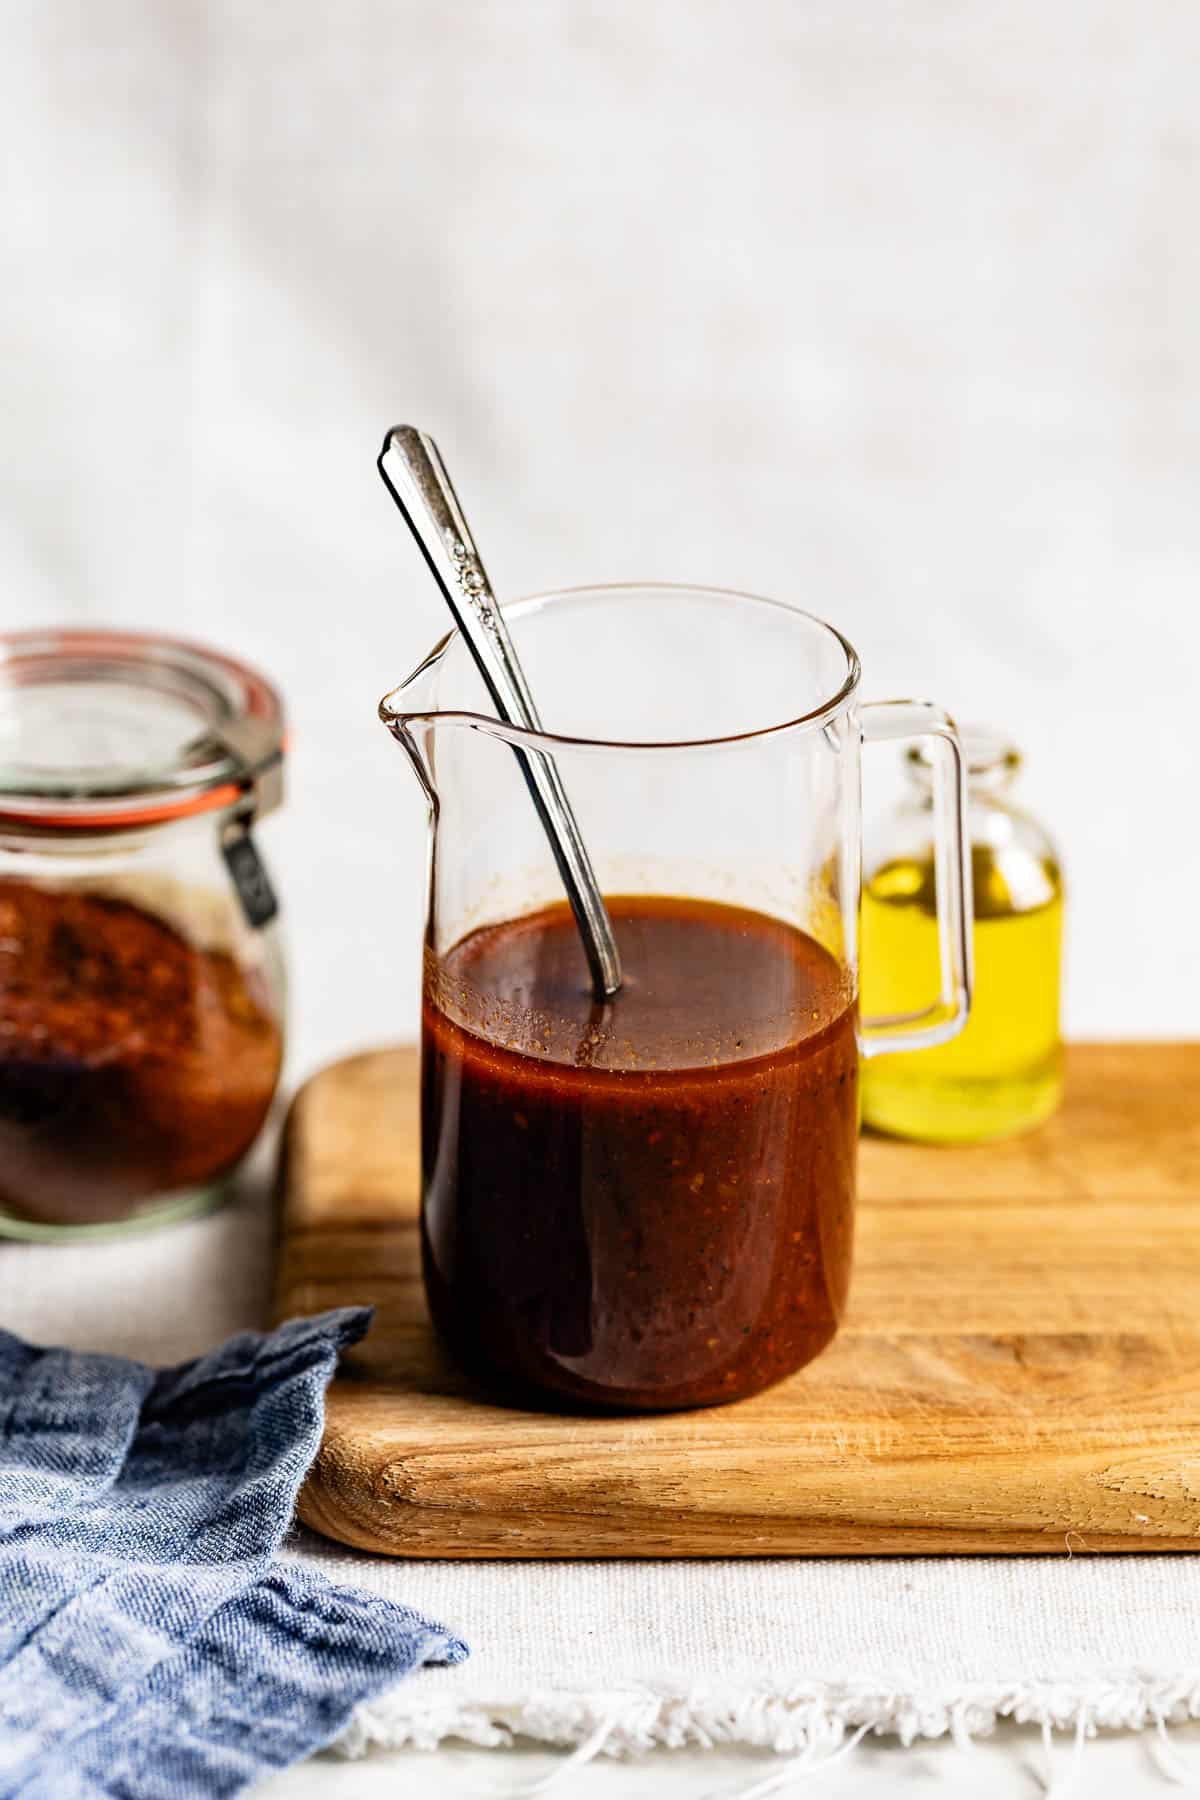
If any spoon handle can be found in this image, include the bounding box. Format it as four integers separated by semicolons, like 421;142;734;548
378;425;623;1000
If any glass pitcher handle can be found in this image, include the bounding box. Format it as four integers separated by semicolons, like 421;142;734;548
859;701;974;1057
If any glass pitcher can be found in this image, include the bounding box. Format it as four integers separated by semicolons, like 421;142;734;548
381;584;971;1413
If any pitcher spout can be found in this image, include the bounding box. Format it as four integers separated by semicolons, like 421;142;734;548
378;638;449;809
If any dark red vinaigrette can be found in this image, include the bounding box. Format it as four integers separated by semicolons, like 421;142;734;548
421;896;858;1411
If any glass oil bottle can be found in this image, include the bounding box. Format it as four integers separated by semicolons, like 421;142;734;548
860;729;1064;1143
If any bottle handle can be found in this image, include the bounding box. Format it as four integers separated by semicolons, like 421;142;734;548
859;701;974;1058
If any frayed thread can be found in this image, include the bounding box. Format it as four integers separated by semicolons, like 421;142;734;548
337;1672;1200;1764
729;1720;874;1799
518;1710;625;1796
1039;1709;1089;1799
1151;1713;1195;1786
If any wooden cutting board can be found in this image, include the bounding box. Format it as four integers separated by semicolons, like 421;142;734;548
274;1043;1200;1558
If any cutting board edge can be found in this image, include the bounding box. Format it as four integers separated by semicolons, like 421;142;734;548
295;1485;1200;1560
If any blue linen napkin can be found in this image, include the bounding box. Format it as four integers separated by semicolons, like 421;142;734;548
0;1308;467;1798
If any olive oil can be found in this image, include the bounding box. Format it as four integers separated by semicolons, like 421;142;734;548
860;736;1064;1144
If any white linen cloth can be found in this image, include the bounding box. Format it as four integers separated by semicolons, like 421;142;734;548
4;1164;1198;1769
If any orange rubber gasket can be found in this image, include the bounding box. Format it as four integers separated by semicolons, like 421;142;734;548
0;783;246;830
0;736;290;832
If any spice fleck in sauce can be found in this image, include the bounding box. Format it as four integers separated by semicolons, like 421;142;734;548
422;896;858;1411
0;882;282;1228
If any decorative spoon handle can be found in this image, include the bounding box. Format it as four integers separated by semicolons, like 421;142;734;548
378;424;622;1000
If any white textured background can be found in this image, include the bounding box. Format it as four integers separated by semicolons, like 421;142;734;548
3;0;1196;1070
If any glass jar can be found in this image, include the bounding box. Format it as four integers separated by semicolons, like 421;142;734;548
860;727;1064;1144
0;629;286;1240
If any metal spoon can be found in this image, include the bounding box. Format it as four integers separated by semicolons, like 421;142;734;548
377;425;623;999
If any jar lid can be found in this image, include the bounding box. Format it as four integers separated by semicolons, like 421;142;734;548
0;629;285;832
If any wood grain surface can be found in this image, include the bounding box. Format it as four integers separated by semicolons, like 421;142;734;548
274;1043;1200;1558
